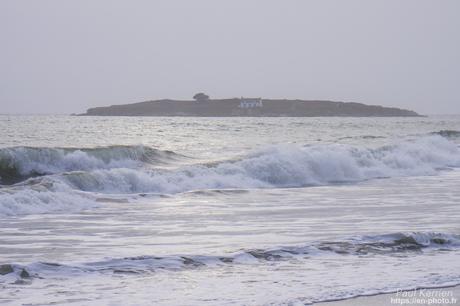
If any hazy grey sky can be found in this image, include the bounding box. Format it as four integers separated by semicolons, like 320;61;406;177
1;0;459;115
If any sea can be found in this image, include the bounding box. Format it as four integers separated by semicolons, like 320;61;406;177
0;115;460;306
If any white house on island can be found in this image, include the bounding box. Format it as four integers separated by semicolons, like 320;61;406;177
239;97;263;109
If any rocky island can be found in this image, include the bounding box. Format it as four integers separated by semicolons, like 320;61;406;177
80;93;420;117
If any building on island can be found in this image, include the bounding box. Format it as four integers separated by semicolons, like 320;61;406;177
239;97;263;109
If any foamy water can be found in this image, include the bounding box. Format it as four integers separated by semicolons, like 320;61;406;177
1;115;460;305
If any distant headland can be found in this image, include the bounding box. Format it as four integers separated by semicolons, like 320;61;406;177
80;93;420;117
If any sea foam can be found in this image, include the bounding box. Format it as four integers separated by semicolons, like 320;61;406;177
1;231;458;279
0;145;180;184
61;135;460;194
0;135;459;216
0;181;97;216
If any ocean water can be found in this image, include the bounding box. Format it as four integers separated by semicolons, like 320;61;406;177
1;115;460;305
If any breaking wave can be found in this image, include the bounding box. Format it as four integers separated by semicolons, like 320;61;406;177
61;135;460;194
0;179;98;216
431;130;460;138
1;232;458;279
0;145;182;184
0;135;459;216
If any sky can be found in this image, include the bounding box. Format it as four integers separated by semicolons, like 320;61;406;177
1;0;459;115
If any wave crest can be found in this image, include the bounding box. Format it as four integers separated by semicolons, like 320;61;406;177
1;232;457;279
0;179;97;216
0;136;459;216
0;145;181;184
431;130;460;138
61;135;460;194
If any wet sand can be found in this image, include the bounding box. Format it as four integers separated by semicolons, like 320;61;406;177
315;286;460;306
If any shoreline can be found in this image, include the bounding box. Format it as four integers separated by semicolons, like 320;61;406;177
81;98;420;117
313;285;460;306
